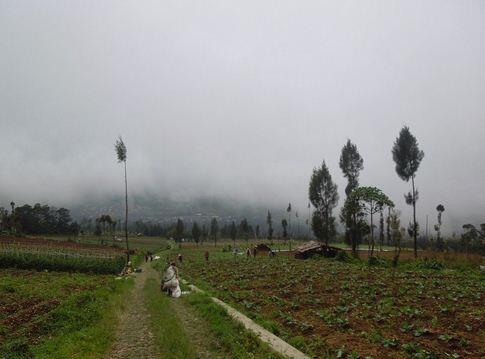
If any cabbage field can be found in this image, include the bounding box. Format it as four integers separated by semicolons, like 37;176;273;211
0;237;126;274
175;245;484;359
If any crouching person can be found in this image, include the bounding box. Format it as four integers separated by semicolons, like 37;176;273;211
161;261;181;298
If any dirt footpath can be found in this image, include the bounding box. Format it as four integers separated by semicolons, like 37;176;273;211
109;263;160;359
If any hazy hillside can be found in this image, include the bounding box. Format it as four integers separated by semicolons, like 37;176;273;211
69;194;284;227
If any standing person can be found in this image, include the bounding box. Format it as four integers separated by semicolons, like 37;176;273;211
246;248;251;259
204;250;209;263
177;253;183;264
145;252;148;263
252;246;257;258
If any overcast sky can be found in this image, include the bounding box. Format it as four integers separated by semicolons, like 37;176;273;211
1;1;484;232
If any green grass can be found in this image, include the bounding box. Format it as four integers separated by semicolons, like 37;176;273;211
0;269;132;358
151;252;283;359
144;277;195;358
185;292;283;359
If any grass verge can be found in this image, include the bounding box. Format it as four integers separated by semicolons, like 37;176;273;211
185;292;283;359
144;277;195;358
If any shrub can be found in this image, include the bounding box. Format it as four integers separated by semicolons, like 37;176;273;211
418;258;444;270
335;251;350;262
367;256;388;267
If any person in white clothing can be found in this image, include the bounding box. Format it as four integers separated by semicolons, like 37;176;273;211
161;261;181;298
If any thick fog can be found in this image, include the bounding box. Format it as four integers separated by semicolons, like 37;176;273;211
1;1;484;233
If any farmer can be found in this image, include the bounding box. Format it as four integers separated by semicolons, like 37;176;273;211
204;250;209;263
122;260;134;275
161;261;181;298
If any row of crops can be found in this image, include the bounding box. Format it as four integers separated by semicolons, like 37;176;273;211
0;241;126;274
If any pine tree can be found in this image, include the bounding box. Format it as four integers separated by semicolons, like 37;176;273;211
210;217;219;247
192;222;202;245
434;204;445;251
392;126;424;258
309;160;339;246
266;210;274;242
339;140;364;256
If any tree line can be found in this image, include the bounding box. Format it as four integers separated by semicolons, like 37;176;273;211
305;126;484;260
0;202;79;235
165;217;262;246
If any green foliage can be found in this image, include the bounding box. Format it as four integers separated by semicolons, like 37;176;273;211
417;258;444;270
186;292;283;358
144;277;195;358
392;126;424;257
266;210;274;240
349;186;394;209
281;219;288;239
1;269;131;358
340;197;366;255
460;223;485;253
391;126;424;182
335;250;350;262
349;186;394;256
10;203;79;235
229;221;237;243
239;218;249;240
309;160;339;245
339;139;364;196
114;135;129;260
210;217;219;244
174;218;185;242
367;256;389;267
114;136;127;163
0;251;125;274
172;245;483;358
191;221;202;244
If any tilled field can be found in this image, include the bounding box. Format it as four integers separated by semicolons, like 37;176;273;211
178;248;484;358
0;269;117;356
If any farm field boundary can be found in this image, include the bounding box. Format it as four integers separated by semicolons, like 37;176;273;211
183;280;310;359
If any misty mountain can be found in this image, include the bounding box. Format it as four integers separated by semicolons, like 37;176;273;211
69;193;289;228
